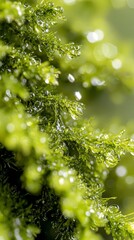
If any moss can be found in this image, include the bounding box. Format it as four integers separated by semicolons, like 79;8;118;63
0;1;134;239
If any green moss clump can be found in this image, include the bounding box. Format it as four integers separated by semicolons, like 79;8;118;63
0;1;134;239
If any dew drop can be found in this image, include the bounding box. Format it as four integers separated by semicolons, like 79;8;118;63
69;177;74;183
14;228;22;240
38;45;42;52
125;176;134;184
91;77;105;86
90;209;95;213
83;82;89;88
26;121;32;126
90;160;94;165
18;113;22;118
67;74;75;83
68;169;73;175
56;123;61;132
16;5;23;16
4;96;9;102
71;114;76;120
97;212;105;219
45;79;49;84
112;58;122;69
22;78;27;85
64;0;76;4
59;178;65;185
102;43;118;59
87;29;104;43
59;170;68;178
103;170;108;178
74;91;82;101
37;166;42;172
115;165;127;177
6;16;12;23
37;20;44;27
6;123;15;133
40;137;46;143
85;211;90;217
6;89;11;97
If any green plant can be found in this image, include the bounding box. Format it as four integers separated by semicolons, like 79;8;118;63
0;0;134;239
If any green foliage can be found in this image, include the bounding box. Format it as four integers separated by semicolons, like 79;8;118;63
0;0;134;240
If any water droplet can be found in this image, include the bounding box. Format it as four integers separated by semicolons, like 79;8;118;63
18;114;22;119
91;77;105;86
27;121;32;126
15;100;20;105
90;160;94;165
125;176;134;184
90;209;95;213
22;78;27;85
14;228;22;240
59;178;65;185
6;16;12;23
15;218;21;226
45;79;49;84
37;20;44;27
115;165;127;177
6;123;15;133
52;162;56;167
130;134;134;141
16;5;23;16
35;26;40;33
68;169;73;175
112;58;122;69
76;105;83;114
87;29;104;43
103;170;108;178
40;137;46;143
56;119;64;132
71;114;76;120
67;74;75;83
97;212;105;219
83;82;89;88
45;91;50;95
38;45;42;52
37;166;42;172
69;177;74;183
103;134;109;139
64;0;76;4
108;205;119;213
6;89;11;97
85;211;90;216
59;170;68;178
4;96;9;102
74;91;82;101
102;43;118;59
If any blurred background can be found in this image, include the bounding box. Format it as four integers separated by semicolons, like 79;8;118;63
53;0;134;216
